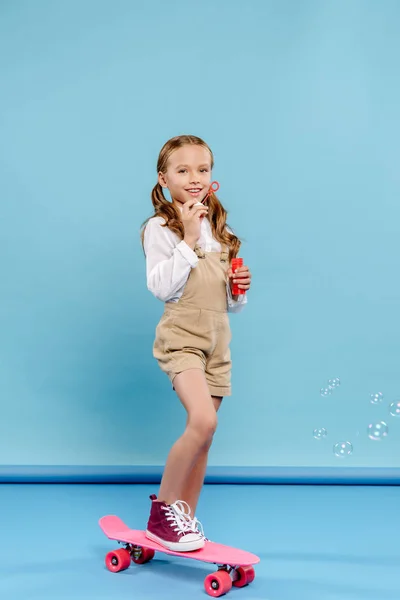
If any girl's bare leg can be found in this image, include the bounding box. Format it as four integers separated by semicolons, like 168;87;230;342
179;395;222;518
157;369;219;506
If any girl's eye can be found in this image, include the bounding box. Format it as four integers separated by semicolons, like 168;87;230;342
178;168;209;173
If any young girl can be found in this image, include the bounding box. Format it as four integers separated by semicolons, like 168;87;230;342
140;134;252;552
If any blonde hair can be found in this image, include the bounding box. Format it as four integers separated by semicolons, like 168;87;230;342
140;134;241;262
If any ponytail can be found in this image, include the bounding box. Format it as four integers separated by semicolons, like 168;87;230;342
207;192;241;262
140;183;184;250
151;182;167;211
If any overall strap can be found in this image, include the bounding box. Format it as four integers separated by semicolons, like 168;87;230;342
194;244;206;259
194;244;229;262
220;246;229;263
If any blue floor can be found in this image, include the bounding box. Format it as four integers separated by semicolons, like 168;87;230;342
1;483;399;599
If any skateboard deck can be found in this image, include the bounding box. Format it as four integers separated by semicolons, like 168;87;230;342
99;515;260;597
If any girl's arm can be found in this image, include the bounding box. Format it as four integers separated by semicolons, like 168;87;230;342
144;217;198;302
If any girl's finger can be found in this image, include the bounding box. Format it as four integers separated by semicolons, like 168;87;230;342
233;266;249;274
192;207;208;218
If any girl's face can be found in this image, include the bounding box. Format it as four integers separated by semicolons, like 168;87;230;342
159;144;212;206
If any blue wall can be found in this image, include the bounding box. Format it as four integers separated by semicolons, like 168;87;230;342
1;0;399;479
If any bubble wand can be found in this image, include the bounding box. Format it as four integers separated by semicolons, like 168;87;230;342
201;181;220;204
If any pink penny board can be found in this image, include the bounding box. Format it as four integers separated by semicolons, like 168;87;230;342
100;515;259;566
99;515;260;596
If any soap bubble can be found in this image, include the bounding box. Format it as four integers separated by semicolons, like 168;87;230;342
320;387;332;397
367;421;388;441
370;392;384;405
389;401;400;418
313;428;327;440
333;441;353;458
328;378;341;388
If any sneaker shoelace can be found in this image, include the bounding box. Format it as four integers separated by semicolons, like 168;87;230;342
191;516;205;536
173;501;208;540
161;500;198;537
193;519;210;541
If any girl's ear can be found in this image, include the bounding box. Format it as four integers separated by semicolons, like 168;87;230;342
158;171;168;188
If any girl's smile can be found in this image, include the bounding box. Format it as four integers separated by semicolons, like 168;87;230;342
185;187;203;198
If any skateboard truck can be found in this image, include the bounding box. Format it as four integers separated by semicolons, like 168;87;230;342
217;564;242;583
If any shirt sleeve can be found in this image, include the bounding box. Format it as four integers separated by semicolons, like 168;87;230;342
226;281;248;313
143;218;199;302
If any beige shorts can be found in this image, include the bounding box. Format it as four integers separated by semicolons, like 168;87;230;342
153;305;232;397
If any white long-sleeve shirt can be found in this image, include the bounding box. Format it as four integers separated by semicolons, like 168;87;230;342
143;214;247;314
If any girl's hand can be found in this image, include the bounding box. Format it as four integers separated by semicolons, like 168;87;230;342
182;199;209;246
227;263;252;294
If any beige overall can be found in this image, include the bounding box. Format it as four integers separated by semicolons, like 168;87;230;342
153;244;232;397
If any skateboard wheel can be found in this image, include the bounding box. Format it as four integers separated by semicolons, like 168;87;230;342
131;546;155;564
105;549;131;572
204;570;232;597
232;565;255;587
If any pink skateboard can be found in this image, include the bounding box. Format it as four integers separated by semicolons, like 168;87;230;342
99;515;260;597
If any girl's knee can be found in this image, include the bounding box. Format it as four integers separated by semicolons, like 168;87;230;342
190;413;218;447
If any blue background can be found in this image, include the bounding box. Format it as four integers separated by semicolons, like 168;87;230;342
1;0;399;478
